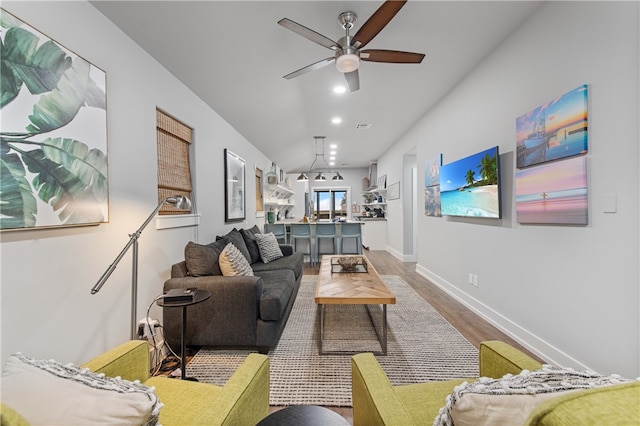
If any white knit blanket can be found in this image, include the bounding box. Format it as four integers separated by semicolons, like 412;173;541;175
433;364;634;426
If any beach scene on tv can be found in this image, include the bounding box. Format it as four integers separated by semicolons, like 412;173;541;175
516;84;588;168
440;147;500;218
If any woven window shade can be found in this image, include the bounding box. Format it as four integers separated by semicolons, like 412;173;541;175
156;110;192;215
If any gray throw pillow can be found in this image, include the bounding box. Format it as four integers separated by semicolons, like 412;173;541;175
255;232;284;263
240;228;261;264
216;228;252;263
184;240;226;276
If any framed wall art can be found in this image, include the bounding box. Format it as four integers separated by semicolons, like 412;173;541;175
0;8;108;231
388;181;400;200
425;154;442;217
516;84;588;168
224;149;245;222
440;146;501;219
515;156;588;225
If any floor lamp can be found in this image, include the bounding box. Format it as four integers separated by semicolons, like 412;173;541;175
91;195;192;339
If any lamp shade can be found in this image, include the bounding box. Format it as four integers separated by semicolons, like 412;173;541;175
332;172;344;181
166;195;192;210
314;172;326;181
297;172;309;182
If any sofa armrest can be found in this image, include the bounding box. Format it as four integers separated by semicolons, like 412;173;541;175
351;353;415;426
479;341;543;378
198;353;270;425
163;275;263;347
81;340;150;383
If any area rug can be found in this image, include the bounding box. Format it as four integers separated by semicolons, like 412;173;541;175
186;275;478;406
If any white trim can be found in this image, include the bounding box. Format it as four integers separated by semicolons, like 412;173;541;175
415;263;595;373
386;245;416;263
155;214;200;230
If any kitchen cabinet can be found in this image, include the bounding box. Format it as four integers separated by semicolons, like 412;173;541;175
361;220;387;250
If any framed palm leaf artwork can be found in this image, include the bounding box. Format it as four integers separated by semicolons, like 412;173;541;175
0;9;109;230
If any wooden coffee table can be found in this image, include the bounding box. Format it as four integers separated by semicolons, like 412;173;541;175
315;255;396;355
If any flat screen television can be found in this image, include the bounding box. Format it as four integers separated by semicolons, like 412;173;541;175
439;146;501;218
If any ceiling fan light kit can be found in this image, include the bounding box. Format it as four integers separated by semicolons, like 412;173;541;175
278;0;424;92
336;51;360;73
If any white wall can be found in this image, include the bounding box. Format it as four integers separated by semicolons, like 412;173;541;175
379;1;639;377
0;1;274;366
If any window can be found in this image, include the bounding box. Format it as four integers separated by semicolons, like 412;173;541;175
156;109;193;215
312;188;348;220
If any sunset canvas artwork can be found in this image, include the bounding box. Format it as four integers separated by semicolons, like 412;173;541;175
515;156;588;225
516;85;588;168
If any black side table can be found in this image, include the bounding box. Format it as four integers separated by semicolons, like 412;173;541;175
157;289;210;380
257;405;350;426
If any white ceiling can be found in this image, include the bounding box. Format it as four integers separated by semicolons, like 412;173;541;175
91;1;541;172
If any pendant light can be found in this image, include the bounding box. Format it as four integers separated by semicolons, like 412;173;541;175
298;136;333;182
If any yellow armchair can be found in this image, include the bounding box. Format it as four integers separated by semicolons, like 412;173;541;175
83;340;270;425
352;341;640;426
351;341;543;426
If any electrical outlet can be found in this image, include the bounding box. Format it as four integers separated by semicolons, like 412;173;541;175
138;317;159;338
473;274;479;287
468;273;474;285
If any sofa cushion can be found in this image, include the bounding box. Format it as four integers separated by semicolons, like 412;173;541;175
219;243;254;277
216;228;252;263
255;232;284;263
252;251;304;280
241;228;262;264
434;365;634;426
184;240;226;276
255;269;295;321
1;353;162;426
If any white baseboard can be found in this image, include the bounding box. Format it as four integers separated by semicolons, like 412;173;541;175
415;263;593;372
386;245;417;263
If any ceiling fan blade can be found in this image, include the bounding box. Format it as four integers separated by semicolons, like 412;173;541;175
361;49;425;63
283;57;335;80
353;0;407;49
345;69;360;92
278;18;340;51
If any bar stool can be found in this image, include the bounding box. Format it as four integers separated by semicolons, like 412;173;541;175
315;222;338;263
265;223;287;244
340;223;363;254
289;223;314;266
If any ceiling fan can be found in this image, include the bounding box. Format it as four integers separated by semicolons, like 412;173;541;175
278;0;425;92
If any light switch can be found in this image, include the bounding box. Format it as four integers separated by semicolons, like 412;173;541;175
603;193;617;213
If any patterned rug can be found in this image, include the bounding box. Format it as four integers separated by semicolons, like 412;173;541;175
187;275;478;407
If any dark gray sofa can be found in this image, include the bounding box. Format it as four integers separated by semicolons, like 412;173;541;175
163;227;303;354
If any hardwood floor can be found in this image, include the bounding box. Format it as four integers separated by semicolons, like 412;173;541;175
269;250;545;423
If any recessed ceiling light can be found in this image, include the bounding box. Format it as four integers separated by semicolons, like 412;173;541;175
331;117;342;125
330;151;336;155
329;161;335;166
333;85;346;94
330;144;338;149
329;156;336;161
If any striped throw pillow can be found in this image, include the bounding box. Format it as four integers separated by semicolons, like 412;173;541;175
219;242;254;276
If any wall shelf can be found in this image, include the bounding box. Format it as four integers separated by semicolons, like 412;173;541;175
265;184;295;208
